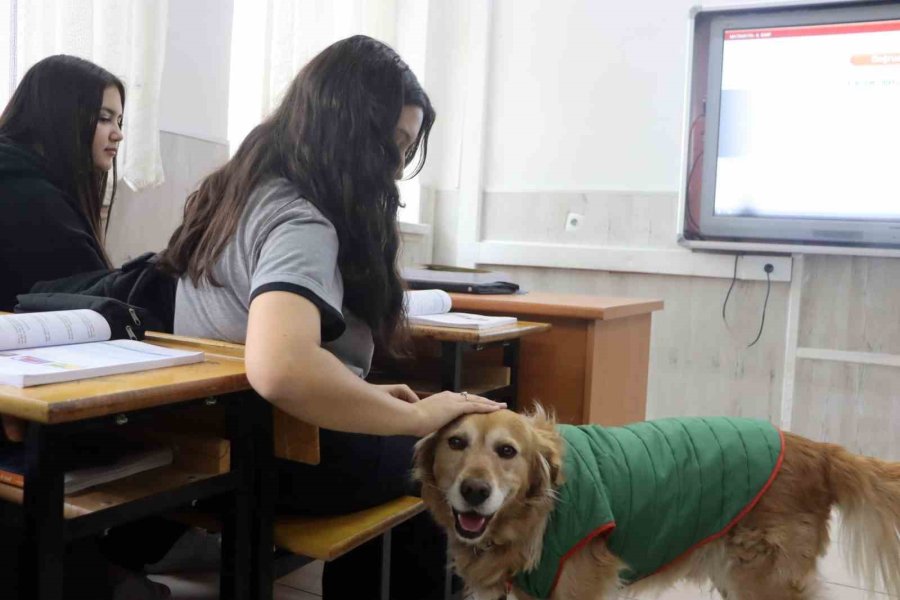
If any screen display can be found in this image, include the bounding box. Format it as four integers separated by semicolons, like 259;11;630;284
714;19;900;221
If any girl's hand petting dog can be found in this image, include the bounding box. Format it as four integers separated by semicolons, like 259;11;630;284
407;391;505;438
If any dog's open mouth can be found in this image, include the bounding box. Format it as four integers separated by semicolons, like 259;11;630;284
453;509;493;539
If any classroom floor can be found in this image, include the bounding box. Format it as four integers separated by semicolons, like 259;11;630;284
151;532;898;600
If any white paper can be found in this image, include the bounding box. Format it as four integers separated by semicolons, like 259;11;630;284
404;289;452;317
0;310;111;352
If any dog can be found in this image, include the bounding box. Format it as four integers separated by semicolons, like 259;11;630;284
413;407;900;600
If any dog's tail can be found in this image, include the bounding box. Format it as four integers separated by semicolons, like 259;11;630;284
827;443;900;596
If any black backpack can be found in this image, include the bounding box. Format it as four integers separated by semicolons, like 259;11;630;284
15;252;177;337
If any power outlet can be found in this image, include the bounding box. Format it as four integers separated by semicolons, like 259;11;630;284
565;212;584;232
736;255;792;282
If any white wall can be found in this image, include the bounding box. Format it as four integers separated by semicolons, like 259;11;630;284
107;0;233;264
158;0;232;143
484;0;692;192
421;0;900;460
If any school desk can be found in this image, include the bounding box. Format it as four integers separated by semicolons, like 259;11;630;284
0;334;275;600
447;292;664;425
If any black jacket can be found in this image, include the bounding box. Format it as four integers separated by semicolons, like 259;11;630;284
0;140;107;312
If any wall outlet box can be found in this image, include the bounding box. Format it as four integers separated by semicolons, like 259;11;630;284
565;212;584;232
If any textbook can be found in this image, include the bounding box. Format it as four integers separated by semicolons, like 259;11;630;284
0;310;203;387
404;290;517;331
0;432;174;494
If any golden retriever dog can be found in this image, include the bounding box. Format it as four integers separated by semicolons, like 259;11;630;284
413;407;900;600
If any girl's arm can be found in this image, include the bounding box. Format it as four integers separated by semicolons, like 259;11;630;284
245;291;503;437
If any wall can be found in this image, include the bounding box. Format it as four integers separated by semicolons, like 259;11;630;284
421;0;899;460
106;0;233;264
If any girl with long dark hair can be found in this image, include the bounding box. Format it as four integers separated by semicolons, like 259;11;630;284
0;55;125;443
164;35;502;598
0;54;124;311
0;55;179;600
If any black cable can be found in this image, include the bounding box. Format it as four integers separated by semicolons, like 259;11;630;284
685;150;704;233
722;254;740;326
747;264;773;348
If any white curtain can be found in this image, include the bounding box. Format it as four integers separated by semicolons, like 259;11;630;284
14;0;169;191
228;0;428;220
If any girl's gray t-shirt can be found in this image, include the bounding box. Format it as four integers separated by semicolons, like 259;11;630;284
174;178;374;378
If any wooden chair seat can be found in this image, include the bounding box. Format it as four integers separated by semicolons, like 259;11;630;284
274;495;424;561
171;495;424;561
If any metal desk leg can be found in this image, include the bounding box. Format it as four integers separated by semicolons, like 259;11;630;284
379;529;392;600
441;341;465;392
221;393;254;600
22;423;65;600
503;339;521;412
251;395;275;600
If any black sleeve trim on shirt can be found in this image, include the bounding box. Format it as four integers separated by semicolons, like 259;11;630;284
250;282;346;342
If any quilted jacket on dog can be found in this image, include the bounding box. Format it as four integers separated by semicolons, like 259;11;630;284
514;417;784;599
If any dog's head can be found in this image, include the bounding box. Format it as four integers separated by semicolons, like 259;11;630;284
413;406;564;546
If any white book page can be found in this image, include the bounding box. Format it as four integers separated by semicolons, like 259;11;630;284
408;313;517;330
0;310;111;352
0;340;203;387
404;289;452;317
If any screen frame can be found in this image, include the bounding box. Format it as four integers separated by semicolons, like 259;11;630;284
697;2;900;248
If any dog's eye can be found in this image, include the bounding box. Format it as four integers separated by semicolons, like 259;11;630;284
448;436;467;450
496;444;518;459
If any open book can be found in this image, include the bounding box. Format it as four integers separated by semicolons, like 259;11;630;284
0;310;203;387
404;290;517;331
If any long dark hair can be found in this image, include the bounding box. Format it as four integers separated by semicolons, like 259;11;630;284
0;55;124;266
163;35;436;348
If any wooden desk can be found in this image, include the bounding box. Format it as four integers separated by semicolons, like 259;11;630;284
0;335;272;600
372;321;551;411
147;332;320;466
448;293;663;426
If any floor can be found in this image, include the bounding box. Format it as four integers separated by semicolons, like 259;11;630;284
152;534;898;600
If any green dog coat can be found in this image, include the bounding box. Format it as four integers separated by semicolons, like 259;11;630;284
513;417;784;599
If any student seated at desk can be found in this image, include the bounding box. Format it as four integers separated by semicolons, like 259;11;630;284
0;55;178;600
0;55;122;313
0;54;125;450
162;36;503;600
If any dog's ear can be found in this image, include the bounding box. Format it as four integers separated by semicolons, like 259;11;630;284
412;431;439;487
525;404;563;498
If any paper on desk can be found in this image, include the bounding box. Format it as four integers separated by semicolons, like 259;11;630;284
0;310;111;352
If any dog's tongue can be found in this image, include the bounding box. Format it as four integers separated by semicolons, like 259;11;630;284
457;512;486;532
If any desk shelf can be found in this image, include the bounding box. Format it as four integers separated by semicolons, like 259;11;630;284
0;464;237;539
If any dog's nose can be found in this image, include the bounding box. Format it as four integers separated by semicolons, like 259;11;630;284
460;478;491;506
